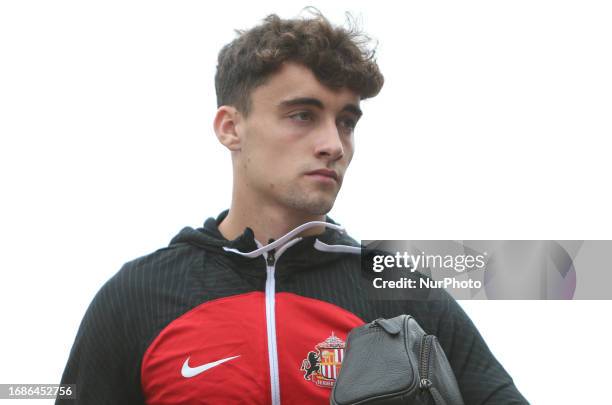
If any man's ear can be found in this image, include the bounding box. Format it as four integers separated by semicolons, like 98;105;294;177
213;106;242;151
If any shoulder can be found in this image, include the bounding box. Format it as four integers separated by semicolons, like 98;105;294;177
108;243;198;292
86;243;200;324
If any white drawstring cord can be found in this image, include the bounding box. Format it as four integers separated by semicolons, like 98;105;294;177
223;221;346;258
313;239;361;255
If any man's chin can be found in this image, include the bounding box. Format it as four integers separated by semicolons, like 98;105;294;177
303;197;337;216
285;196;336;216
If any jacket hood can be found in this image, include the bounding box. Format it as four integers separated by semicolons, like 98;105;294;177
169;210;361;273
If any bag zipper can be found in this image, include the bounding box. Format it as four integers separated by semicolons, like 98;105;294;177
419;335;449;405
419;335;433;390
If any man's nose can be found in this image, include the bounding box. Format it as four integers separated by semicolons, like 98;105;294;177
314;119;344;161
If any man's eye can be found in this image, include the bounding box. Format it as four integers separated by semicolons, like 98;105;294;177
290;111;313;122
338;117;357;131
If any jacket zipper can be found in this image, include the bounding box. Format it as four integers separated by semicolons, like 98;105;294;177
265;247;281;405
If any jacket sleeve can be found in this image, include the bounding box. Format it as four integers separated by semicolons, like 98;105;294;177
56;269;145;404
432;291;529;405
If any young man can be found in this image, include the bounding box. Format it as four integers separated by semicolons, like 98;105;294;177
58;12;528;405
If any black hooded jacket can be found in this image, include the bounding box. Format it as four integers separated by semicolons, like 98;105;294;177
57;210;528;404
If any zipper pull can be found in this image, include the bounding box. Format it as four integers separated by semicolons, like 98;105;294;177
266;238;276;266
419;378;432;390
267;249;276;266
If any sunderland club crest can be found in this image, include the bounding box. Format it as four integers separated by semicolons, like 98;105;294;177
300;332;346;388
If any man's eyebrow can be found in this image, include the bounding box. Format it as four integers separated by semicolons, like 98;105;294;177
278;97;362;118
278;97;324;109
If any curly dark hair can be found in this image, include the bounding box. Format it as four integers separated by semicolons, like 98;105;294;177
215;10;384;115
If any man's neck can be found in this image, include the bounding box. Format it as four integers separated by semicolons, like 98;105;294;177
218;201;327;244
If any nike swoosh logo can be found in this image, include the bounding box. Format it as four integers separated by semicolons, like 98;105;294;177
181;355;240;378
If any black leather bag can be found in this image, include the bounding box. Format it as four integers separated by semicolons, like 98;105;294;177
330;315;464;405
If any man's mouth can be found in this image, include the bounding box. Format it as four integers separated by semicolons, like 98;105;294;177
305;169;339;183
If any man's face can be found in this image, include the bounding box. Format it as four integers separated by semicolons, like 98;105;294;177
234;62;361;216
